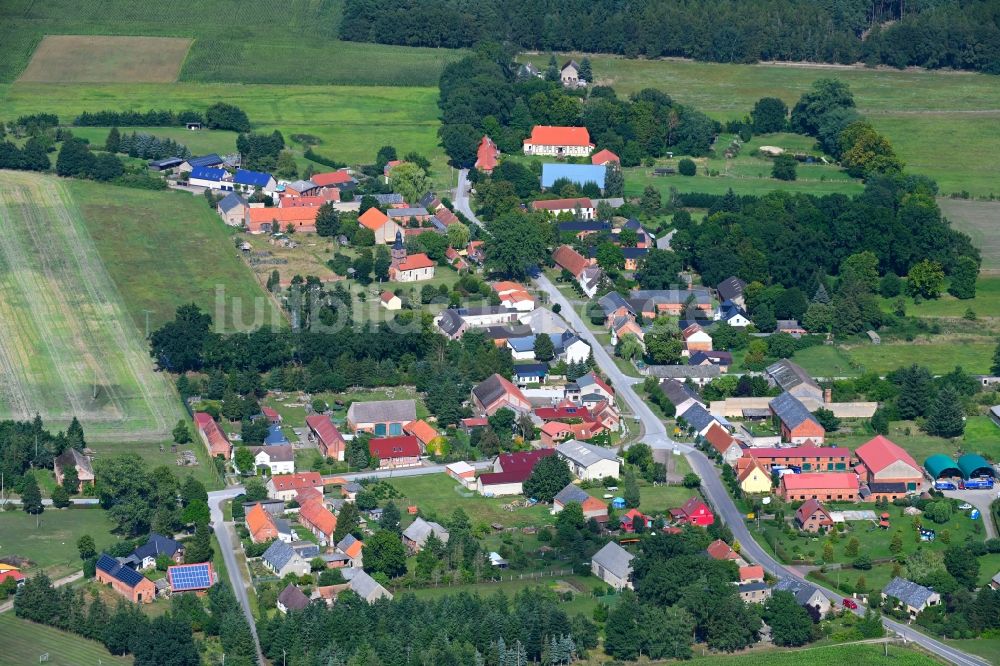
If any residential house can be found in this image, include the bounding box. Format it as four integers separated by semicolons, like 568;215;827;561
402;517;450;553
681;323;712;356
346;399;416;435
737;456;772;494
166;562;214;594
194;412;232;460
610;316;644;346
217;192;248;226
795;499;834;533
556;439;621;480
311;170;357;190
523;126;594;157
660;379;704;416
591;400;621;431
719;301;752;327
368;436;422;469
591;149;620;166
882;577;941;618
404;419;439;450
261;540;311;577
740;565;765;583
541;163;606;191
671;497;715;527
744;443;852;472
336;534;364;568
560;60;583;87
591;542;634;590
266;472;324;501
766;360;824;403
475;135;500;174
716;276;747;308
770;392;826;444
386;207;433;226
553;483;608;521
298;497;337;545
277;583;310;613
247;444;295;475
284;179;320;197
622;247;648;271
247;503;280;543
477;449;556;497
703;424;744;466
435;306;520;339
445;247;468;270
680;403;722;437
534;197;596;220
472;373;532;416
246;205;318;234
629;288;713;319
513;363;549;386
688;351;733;371
188;166;231;190
122;534;184;570
566;372;614;405
466;240;485;264
779;472;860;502
305;414;346;461
358;207;402;244
389;252;435;282
518;62;542;79
738;581;772;604
620;508;652;533
854;435;923;494
645;363;721;386
379;291;402;310
557;220;611;237
179;154;223;173
342;567;393;602
773;578;830;616
445;461;477;489
777;320;807;335
493;281;536;312
597;292;635;326
541;421;604;447
54;448;94;492
95;554;155;604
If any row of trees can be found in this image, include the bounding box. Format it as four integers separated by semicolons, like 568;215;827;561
0;415;85;491
73;102;250;132
341;0;1000;73
104;128;191;160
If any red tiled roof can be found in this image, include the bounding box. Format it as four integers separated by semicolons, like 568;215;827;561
380;291;397;303
369;435;421;460
358;207;390;231
262;406;279;420
395;253;434;272
553;245;589;278
280;192;339;207
435;208;459;226
524;126;593;148
480;449;557;485
739;565;764;582
194;412;231;459
270;472;324;492
0;570;25;583
795;498;832;523
706;539;739;560
737;456;769;483
311;170;354;187
854;435;919;474
780;472;859;491
682;323;706;339
541;421;572;437
404;419;439;445
591;148;620;165
532;197;594;211
299;498;337;537
246;503;277;540
535;406;593;422
476;135;499;172
749;444;851;460
679;496;710;517
305;414;345;458
704;423;738;455
462;417;488;428
247;206;318;233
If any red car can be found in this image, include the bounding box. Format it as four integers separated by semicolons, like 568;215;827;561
842;598;858;610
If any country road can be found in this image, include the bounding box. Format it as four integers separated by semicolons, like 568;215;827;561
533;273;988;666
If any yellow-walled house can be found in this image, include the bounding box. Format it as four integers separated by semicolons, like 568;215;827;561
738;457;772;494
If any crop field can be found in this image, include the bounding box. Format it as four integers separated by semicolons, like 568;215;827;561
0;0;463;86
0;171;185;441
938;200;1000;273
67;179;282;333
0;614;133;665
524;54;1000;197
19;35;191;83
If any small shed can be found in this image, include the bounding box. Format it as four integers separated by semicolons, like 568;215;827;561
866;330;880;344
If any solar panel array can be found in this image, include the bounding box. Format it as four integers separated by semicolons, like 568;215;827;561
96;553;145;587
168;563;212;591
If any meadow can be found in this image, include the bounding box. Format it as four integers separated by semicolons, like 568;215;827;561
0;171;186;442
0;0;464;86
0;507;122;578
687;642;941;665
938;201;1000;273
0;613;133;665
786;339;996;377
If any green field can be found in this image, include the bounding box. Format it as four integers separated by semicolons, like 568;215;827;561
524;54;1000;197
0;171;187;441
688;641;941;665
0;507;122;578
883;277;1000;318
0;0;463;86
826;417;1000;465
938;200;1000;274
788;339;996;377
388;474;555;529
67;178;281;332
0;613;132;665
70;126;239;158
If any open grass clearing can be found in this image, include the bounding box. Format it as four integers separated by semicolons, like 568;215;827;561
70;126;239;158
19;35;191;83
0;613;132;665
687;640;941;665
0;507;122;579
881;277;1000;318
945;638;1000;666
788;338;996;377
0;171;186;441
938;200;1000;273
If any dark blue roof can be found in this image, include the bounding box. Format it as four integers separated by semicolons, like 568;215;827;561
559;220;610;232
191;166;226;181
96;553;145;587
264;424;288;445
514;363;549;377
233;169;272;187
132;533;183;561
187;154;223;168
622;247;648;259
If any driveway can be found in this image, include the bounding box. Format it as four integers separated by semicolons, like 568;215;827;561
943;488;997;539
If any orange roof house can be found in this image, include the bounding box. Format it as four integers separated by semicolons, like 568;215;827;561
706;539;740;561
246;503;279;543
194;412;232;460
404;420;439;447
298;498;337;544
591;149;620;166
739;565;764;583
246;206;318;234
311;170;355;187
267;472;325;500
553;244;592;278
358;207;402;244
523;126;594;157
704;423;743;465
475;135;500;174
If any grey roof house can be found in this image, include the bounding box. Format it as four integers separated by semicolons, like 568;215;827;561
591;542;634;590
277;583;311;613
881;577;940;617
772;578;830;616
402;517;450;552
261;540;310;577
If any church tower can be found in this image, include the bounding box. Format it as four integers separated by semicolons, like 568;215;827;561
390;230;406;268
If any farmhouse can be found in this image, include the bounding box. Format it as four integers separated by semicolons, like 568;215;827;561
95;554;155;604
492;281;536;312
706;539;739;561
121;533;184;570
298;497;337;545
553;483;608;521
243;444;294;475
246;205;318;234
277;584;310;614
773;578;830;616
854;435;922;493
217;192;248;226
591;149;620;166
472;373;531;416
475;135;499;174
477;449;556;497
591;542;634;590
533;197;596;220
369;435;422;469
54;448;94;492
770;392;825;444
560;60;584;87
597;291;635;325
556;439;621;480
194;412;231;460
779;472;860;502
746;443;852;472
737;457;772;494
262;540;311;578
402;517;450;553
541;163;607;191
246;502;280;543
795;499;834;533
305;414;346;461
671;497;715;527
703;423;744;466
523;126;594;157
566;372;614;405
346;399;416;435
681;323;712;355
358;207;403;244
266;472;324;501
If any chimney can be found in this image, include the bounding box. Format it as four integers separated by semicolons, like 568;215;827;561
824;388;832;404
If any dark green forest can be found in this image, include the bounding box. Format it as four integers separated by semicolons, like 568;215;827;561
340;0;1000;73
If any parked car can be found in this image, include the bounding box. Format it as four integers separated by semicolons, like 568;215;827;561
959;503;973;510
842;598;858;610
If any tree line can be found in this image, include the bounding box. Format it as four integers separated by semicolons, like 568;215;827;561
73;102;250;132
340;0;1000;74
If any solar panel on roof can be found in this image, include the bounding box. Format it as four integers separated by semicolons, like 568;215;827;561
96;553;118;573
115;565;145;587
168;563;212;591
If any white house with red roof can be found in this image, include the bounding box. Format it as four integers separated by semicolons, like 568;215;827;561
358;207;402;244
475;135;500;174
591;148;620;166
368;435;422;469
532;197;595;220
681;323;713;356
266;472;324;501
379;291;402;310
471;374;532;416
477;449;556;496
523;126;594;157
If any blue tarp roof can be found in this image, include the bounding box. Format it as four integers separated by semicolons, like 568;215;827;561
265;424;288;445
541;163;607;189
190;166;226;181
187;154;223;168
233;169;272;187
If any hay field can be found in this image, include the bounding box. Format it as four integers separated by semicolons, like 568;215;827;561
18;35;191;83
0;170;185;441
939;199;1000;273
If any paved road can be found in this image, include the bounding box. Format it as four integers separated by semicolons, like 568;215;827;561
454;169;483;228
534;273;987;666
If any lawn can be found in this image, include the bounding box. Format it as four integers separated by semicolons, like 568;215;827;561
0;507;123;578
939;201;1000;273
586;482;697;516
387;474;555;529
70;126;239;158
0;613;133;665
0;171;187;442
788;339;996;378
523;54;1000;198
881;277;1000;318
0;0;464;86
68;178;282;333
687;641;941;665
946;637;1000;666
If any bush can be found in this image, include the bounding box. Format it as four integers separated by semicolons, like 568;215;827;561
678;158;696;176
772;155;797;181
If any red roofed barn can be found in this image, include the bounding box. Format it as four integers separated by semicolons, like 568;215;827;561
475;135;499;174
194;412;231;460
306;414;346;461
854;435;923;493
523;126;594;157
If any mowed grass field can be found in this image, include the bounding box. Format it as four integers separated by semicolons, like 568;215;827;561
939;200;1000;273
388;474;555;529
687;642;941;665
19;35;191;83
524;54;1000;197
0;0;463;86
0;614;132;665
0;171;186;441
0;507;123;578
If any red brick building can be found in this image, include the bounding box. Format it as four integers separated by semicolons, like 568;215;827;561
780;472;860;502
